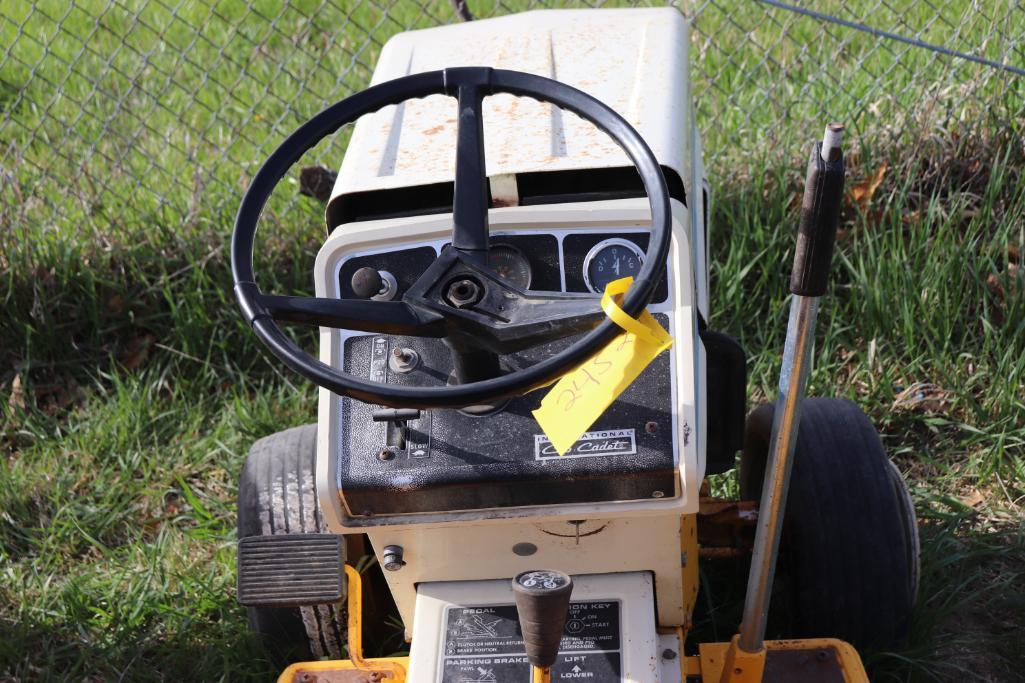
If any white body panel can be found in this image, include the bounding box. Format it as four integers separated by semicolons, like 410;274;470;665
330;8;690;200
373;516;684;641
313;199;704;634
407;573;662;682
315;199;703;534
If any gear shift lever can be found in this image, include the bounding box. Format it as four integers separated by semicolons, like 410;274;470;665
512;570;574;683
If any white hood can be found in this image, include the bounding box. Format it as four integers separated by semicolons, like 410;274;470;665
329;8;690;204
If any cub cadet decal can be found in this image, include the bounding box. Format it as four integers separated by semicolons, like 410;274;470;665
534;429;636;460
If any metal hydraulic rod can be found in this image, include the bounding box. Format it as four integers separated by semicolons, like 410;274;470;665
737;294;819;651
736;124;846;656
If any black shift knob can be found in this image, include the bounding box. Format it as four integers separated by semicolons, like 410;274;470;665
512;570;573;669
790;125;845;297
351;267;384;299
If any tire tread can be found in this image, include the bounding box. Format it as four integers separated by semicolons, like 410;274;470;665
238;424;346;662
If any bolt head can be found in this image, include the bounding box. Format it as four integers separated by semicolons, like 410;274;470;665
377;448;394;461
382;545;405;571
446;278;482;308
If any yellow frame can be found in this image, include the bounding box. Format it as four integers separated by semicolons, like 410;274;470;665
277;565;409;682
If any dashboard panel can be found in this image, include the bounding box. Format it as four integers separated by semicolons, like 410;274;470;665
327;225;688;520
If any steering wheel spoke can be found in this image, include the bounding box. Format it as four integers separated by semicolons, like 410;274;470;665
479;290;605;353
402;250;604;354
445;68;492;265
235;282;444;337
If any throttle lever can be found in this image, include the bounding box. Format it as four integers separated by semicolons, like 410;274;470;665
372;408;422;450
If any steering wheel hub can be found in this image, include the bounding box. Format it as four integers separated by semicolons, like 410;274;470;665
445;278;484;309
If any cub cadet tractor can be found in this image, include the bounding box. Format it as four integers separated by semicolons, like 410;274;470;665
231;8;918;682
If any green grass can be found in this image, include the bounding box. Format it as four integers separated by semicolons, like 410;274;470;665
2;0;1024;680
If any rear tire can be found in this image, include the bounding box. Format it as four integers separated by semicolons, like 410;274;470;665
237;424;347;662
739;398;918;650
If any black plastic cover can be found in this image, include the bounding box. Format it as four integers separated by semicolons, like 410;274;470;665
700;329;747;475
336;314;678;517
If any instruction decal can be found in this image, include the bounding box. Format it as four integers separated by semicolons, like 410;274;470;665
369;337;389;384
441;602;622;682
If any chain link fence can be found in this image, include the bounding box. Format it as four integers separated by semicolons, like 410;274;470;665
1;0;1022;246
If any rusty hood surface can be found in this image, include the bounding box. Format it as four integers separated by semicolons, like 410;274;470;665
328;8;690;213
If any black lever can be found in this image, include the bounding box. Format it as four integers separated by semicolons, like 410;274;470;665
790;123;845;297
737;124;846;656
512;569;574;682
371;408;421;422
372;408;421;450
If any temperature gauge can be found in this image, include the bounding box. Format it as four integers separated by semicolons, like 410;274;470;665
583;238;645;294
488;243;532;289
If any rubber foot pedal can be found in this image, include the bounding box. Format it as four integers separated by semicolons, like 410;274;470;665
237;533;343;607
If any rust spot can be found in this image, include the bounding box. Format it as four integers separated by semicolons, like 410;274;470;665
422;124;445;136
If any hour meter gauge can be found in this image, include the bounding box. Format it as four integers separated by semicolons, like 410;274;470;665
583;238;645;294
488;243;532;289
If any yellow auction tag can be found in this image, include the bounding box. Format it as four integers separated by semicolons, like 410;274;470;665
532;277;673;456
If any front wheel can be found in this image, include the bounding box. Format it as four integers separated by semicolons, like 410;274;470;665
740;398;919;650
237;424;347;662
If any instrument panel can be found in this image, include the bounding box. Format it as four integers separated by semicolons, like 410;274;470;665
336;231;669;303
332;228;679;518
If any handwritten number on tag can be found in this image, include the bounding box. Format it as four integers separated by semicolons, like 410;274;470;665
532;277;673;456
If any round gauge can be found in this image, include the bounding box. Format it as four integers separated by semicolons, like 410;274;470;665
583;238;645;294
488;243;532;289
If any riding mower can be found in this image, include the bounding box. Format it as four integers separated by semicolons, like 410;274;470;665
231;8;918;682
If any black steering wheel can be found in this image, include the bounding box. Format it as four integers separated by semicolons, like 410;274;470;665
232;67;672;409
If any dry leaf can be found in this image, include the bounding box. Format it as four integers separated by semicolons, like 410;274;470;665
30;375;85;415
7;375;24;412
299;165;338;202
120;332;157;371
107;294;125;313
987;273;1003;301
987;263;1021;304
960;488;985;508
850;161;889;208
892;382;951;414
164;491;181;516
902;210;922;225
